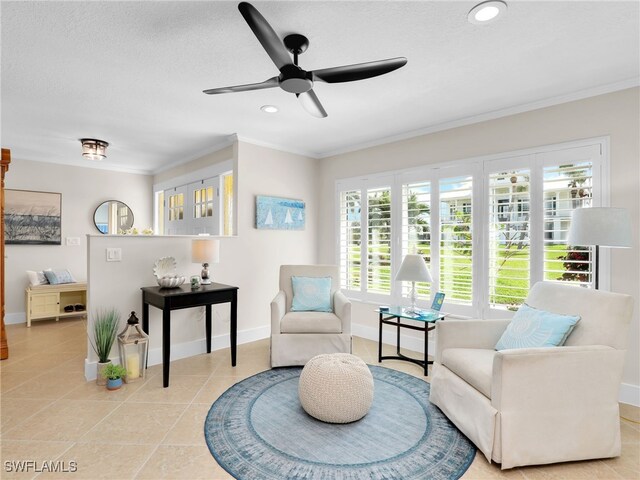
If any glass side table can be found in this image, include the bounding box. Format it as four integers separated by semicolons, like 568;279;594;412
376;306;446;376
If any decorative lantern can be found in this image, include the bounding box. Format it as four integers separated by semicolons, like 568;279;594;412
117;311;149;383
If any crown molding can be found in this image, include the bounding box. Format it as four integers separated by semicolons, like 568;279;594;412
11;156;153;175
234;134;318;159
318;77;640;159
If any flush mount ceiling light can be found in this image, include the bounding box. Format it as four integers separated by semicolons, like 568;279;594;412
80;138;109;161
260;105;279;113
468;0;507;25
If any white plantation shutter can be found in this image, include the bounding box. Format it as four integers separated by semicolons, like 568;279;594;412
401;181;431;299
488;170;531;309
543;162;594;287
335;139;604;313
339;190;362;291
367;187;392;294
439;176;473;305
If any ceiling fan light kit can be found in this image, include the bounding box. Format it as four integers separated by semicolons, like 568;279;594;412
202;2;407;118
79;138;109;161
468;1;508;25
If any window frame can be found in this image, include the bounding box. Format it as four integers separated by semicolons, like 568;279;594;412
335;137;609;319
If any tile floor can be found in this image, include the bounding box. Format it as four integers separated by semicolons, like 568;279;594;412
1;318;638;479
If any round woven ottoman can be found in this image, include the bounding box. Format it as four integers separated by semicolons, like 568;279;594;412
298;353;374;423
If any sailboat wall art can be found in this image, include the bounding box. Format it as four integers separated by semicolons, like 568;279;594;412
255;195;305;230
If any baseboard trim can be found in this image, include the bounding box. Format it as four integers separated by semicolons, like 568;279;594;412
619;383;640;407
5;312;26;325
352;322;436;357
84;324;270;381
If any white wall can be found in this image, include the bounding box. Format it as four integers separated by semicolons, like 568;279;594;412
85;141;320;376
87;235;241;370
317;87;640;404
4;159;153;322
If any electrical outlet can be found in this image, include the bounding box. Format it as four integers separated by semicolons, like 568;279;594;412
106;248;122;262
66;237;81;246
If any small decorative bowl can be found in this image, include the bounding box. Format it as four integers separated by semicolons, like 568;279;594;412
157;275;185;288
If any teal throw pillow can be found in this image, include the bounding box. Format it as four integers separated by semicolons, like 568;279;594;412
495;303;580;351
291;276;332;312
44;269;76;285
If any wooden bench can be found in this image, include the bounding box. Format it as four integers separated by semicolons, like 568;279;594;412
25;282;87;327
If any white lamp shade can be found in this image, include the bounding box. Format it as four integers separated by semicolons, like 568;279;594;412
395;254;433;283
567;207;632;247
192;239;220;264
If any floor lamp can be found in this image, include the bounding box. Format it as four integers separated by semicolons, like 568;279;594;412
396;254;433;314
567;207;632;289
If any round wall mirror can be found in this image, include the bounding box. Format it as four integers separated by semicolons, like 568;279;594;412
93;200;134;234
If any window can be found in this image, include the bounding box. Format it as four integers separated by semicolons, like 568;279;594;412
367;187;392;294
335;139;605;316
339;190;362;291
337;178;394;298
222;173;234;236
401;181;431;299
545;195;557;216
439;176;473;305
168;192;184;221
497;198;509;222
193;186;214;219
488;170;531;310
543;162;593;287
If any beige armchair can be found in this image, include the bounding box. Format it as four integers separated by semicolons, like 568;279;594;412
429;281;633;469
270;265;352;367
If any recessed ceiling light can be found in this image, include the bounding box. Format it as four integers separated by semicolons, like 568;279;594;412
468;1;507;25
260;105;278;114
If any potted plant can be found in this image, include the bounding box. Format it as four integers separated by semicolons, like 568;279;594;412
101;364;128;391
89;308;120;386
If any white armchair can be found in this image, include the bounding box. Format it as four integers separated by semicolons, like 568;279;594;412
270;265;352;367
429;281;633;469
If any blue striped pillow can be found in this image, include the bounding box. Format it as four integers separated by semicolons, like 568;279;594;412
43;269;76;285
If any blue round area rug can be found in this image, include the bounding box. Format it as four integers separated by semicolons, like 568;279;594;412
204;366;476;480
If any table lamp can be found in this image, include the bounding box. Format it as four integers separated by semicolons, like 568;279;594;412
192;238;220;285
396;254;433;313
567;207;631;289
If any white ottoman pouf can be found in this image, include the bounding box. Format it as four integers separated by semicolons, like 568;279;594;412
298;353;374;423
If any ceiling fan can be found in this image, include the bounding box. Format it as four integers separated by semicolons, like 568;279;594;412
203;2;407;118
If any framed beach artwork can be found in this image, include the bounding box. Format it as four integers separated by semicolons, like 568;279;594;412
4;189;62;245
256;195;305;230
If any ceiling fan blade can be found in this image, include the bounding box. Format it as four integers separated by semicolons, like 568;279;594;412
297;90;328;118
311;57;407;83
238;2;292;71
203;76;279;95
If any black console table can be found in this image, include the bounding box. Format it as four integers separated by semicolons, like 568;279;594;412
141;282;238;387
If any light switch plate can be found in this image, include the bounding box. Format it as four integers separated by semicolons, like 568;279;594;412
106;248;122;262
66;237;81;246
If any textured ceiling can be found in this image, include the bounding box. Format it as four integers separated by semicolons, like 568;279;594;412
1;1;639;173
